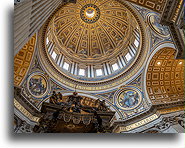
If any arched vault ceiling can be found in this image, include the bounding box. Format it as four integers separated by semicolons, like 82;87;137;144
146;47;184;105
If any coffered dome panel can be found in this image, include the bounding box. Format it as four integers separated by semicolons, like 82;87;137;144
48;0;138;64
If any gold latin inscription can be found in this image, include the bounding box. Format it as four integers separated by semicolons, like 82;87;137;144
118;114;159;132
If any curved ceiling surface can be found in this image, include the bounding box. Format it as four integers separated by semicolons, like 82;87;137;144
49;0;137;64
146;47;184;105
38;0;148;92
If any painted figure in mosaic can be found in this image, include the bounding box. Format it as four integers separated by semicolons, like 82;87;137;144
119;91;139;108
29;76;47;96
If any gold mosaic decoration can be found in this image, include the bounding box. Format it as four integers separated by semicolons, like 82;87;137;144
115;114;159;133
146;47;184;105
14;34;36;86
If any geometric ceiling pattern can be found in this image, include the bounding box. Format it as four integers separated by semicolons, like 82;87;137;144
146;47;184;105
13;0;185;134
122;0;166;13
37;0;148;90
14;34;36;86
48;0;139;64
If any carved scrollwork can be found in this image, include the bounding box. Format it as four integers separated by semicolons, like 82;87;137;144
149;113;185;133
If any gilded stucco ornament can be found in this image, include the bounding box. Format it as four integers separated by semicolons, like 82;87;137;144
50;0;132;63
80;4;100;23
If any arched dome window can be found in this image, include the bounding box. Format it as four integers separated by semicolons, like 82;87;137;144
96;69;103;77
79;69;85;76
112;63;119;71
63;62;70;71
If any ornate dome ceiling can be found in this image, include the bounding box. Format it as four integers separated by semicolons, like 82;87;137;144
38;0;149;92
48;0;136;64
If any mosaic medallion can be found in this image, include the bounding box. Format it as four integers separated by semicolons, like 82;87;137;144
27;73;48;98
80;4;100;23
114;87;142;110
147;13;170;37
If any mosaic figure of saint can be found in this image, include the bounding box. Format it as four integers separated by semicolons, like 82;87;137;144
29;76;47;96
119;90;139;108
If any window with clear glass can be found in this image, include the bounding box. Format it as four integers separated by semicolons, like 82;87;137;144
96;69;103;76
51;51;57;60
134;39;139;48
63;62;69;71
79;69;85;76
46;37;49;45
125;53;132;62
112;63;119;71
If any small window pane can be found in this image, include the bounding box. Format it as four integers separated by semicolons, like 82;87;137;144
125;53;132;62
96;69;103;76
112;63;119;71
51;51;57;60
79;69;85;76
46;37;49;45
63;62;69;70
134;39;139;48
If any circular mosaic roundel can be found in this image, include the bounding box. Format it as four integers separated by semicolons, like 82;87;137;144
80;4;100;23
115;88;142;110
27;73;48;98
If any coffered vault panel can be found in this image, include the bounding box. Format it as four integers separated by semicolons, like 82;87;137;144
146;47;184;105
14;34;36;86
119;0;166;13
